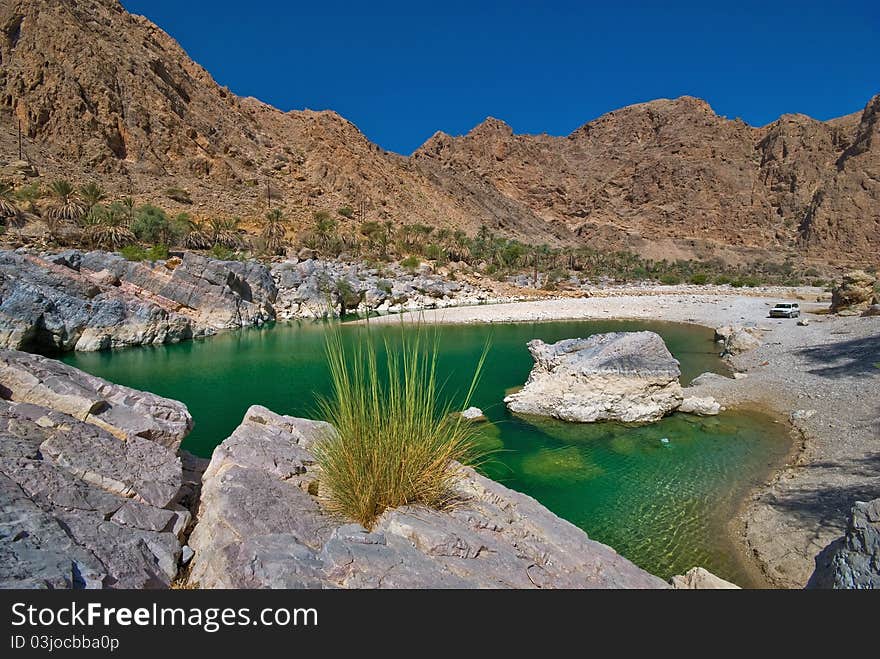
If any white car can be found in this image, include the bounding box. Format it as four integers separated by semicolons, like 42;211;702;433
769;302;800;318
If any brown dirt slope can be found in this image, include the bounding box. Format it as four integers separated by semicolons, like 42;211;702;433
1;0;877;264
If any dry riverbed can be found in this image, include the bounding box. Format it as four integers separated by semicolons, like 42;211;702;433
365;291;880;588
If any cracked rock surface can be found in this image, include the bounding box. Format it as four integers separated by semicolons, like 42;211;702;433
0;350;193;588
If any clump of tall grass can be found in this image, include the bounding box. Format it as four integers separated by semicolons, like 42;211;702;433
313;324;488;529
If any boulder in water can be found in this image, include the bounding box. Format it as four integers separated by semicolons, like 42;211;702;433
503;332;683;423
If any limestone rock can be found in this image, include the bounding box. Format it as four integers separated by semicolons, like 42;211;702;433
715;325;763;356
0;349;192;449
188;405;668;589
670;567;740;589
0;354;191;588
0;373;190;588
678;396;721;416
830;271;877;314
503;332;683;423
460;406;487;422
807;498;880;589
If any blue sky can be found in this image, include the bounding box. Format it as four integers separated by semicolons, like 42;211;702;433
121;0;879;155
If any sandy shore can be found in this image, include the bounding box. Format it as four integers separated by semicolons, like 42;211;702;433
363;291;880;588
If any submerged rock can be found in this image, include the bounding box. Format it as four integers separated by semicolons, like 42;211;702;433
0;351;192;588
188;405;668;589
503;332;683;423
807;498;880;589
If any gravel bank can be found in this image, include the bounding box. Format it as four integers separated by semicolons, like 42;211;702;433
362;293;880;588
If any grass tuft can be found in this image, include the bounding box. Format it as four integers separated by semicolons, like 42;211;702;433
313;323;489;529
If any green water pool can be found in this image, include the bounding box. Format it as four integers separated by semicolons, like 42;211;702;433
62;319;791;586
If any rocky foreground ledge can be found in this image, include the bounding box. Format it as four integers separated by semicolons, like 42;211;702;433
0;350;199;588
0;348;674;589
188;405;668;588
5;347;874;588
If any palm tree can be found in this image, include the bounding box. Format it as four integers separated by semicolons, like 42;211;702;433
261;208;287;255
79;182;107;212
209;216;242;249
46;179;86;223
82;203;136;249
0;181;21;222
452;229;470;262
313;211;338;251
182;218;213;250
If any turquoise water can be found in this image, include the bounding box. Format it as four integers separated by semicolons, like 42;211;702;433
62;319;790;585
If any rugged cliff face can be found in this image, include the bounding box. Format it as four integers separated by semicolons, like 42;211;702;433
1;0;877;263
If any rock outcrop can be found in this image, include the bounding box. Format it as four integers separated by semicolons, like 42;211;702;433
188;405;668;589
0;349;192;588
270;257;493;319
0;247;518;352
503;332;683;423
807;498;880;589
0;249;274;352
0;350;192;447
830;270;878;314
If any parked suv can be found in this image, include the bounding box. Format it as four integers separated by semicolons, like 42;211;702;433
770;302;800;318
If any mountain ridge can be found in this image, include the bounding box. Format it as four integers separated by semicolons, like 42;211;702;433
1;0;877;264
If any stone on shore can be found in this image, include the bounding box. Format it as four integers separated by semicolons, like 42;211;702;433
503;332;683;423
0;249;275;353
830;270;877;314
678;396;722;416
670;567;740;589
714;325;763;356
188;405;668;589
807;498;880;589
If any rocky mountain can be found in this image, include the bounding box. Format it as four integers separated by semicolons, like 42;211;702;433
1;0;877;264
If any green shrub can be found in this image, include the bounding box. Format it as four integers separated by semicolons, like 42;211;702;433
147;244;169;261
714;275;732;286
400;255;420;271
338;206;354;218
120;245;147;261
120;244;169;262
132;205;173;243
313;325;488;529
659;273;681;285
810;279;826;288
377;279;393;294
208;244;236;260
688;273;709;285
